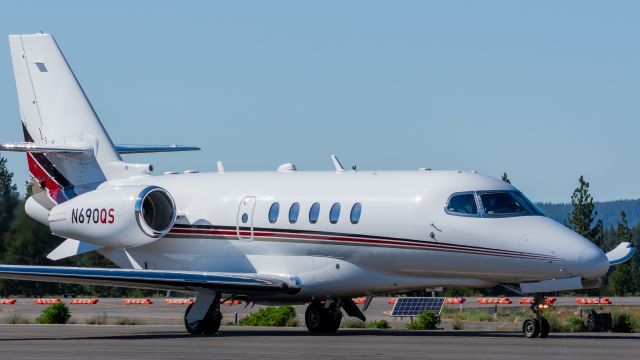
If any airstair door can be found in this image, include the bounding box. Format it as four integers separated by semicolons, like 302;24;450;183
237;196;256;240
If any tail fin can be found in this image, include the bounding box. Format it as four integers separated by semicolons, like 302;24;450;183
9;33;120;162
7;33;150;206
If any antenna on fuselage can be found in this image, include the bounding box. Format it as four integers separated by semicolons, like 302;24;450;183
216;161;225;174
331;155;344;173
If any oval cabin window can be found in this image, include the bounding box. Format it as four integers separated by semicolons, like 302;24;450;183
350;203;362;224
309;202;320;224
329;203;341;224
289;202;300;224
268;202;280;223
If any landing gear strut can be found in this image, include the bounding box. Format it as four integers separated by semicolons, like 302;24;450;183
184;293;223;335
305;301;343;334
522;295;549;338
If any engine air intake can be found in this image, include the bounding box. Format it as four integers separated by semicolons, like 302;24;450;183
136;187;176;237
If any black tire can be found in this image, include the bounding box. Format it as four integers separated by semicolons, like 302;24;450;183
523;318;540;338
305;303;342;334
184;303;223;336
539;318;550;338
323;309;342;333
201;310;223;335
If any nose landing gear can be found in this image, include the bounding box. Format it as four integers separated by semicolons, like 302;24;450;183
523;295;550;338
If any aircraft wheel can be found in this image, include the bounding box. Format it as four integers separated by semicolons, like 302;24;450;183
184;303;223;335
305;303;342;334
539;318;550;338
523;318;540;338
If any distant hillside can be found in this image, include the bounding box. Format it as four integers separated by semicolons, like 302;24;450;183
537;199;640;229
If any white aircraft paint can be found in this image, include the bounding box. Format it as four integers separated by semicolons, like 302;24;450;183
0;33;634;336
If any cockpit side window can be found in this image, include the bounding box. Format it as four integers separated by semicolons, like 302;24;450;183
446;193;478;215
479;191;544;217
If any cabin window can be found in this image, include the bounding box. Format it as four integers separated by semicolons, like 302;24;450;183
289;202;300;224
350;203;362;224
329;203;341;224
309;202;320;224
446;193;478;215
268;202;280;223
241;213;249;223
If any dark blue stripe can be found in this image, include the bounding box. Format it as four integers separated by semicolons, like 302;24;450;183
0;265;271;285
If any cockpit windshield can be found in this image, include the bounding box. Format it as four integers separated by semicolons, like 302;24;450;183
445;191;545;218
479;191;544;217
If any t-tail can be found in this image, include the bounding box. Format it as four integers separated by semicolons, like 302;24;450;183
1;33;199;214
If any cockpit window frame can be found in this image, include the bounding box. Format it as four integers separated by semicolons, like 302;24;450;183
444;191;481;217
445;190;545;218
476;190;545;218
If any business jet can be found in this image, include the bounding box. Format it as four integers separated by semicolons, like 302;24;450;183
0;33;635;338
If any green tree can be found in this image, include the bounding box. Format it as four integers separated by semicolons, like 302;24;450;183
0;155;20;240
605;212;640;295
0;203;67;296
566;175;602;247
501;172;511;184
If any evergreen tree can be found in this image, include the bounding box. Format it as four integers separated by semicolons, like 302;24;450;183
605;212;640;295
0;203;66;296
566;175;602;247
0;155;20;239
501;172;511;184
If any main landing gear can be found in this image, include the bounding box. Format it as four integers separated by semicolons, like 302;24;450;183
184;293;223;335
305;301;343;333
522;295;550;339
304;298;368;334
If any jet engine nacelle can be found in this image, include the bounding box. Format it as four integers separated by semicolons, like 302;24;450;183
48;185;177;248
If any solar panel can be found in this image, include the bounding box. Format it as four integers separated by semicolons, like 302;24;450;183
391;297;445;317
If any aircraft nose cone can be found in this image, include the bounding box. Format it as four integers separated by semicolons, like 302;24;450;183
578;245;609;280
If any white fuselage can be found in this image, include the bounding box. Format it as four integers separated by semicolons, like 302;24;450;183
97;169;607;301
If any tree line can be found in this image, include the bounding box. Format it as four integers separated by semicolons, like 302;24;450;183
504;173;640;296
0;156;638;296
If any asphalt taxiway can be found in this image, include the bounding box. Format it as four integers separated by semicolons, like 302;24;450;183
0;325;639;360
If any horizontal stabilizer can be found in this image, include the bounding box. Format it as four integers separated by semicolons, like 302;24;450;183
0;142;90;153
0;265;301;295
47;239;103;261
115;144;201;154
606;242;636;266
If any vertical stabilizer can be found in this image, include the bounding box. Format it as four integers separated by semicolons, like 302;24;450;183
7;34;150;207
9;33;120;162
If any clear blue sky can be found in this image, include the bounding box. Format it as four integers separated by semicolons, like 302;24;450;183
0;1;638;202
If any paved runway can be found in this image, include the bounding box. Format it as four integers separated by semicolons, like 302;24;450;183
0;325;639;360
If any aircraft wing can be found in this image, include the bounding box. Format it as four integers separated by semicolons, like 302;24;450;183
0;265;301;295
606;242;636;266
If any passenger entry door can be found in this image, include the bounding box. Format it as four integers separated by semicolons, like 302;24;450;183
237;196;256;240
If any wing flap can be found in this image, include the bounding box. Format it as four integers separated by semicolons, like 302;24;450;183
0;265;300;295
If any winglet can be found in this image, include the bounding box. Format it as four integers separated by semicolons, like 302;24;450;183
331;155;344;173
606;242;636;266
